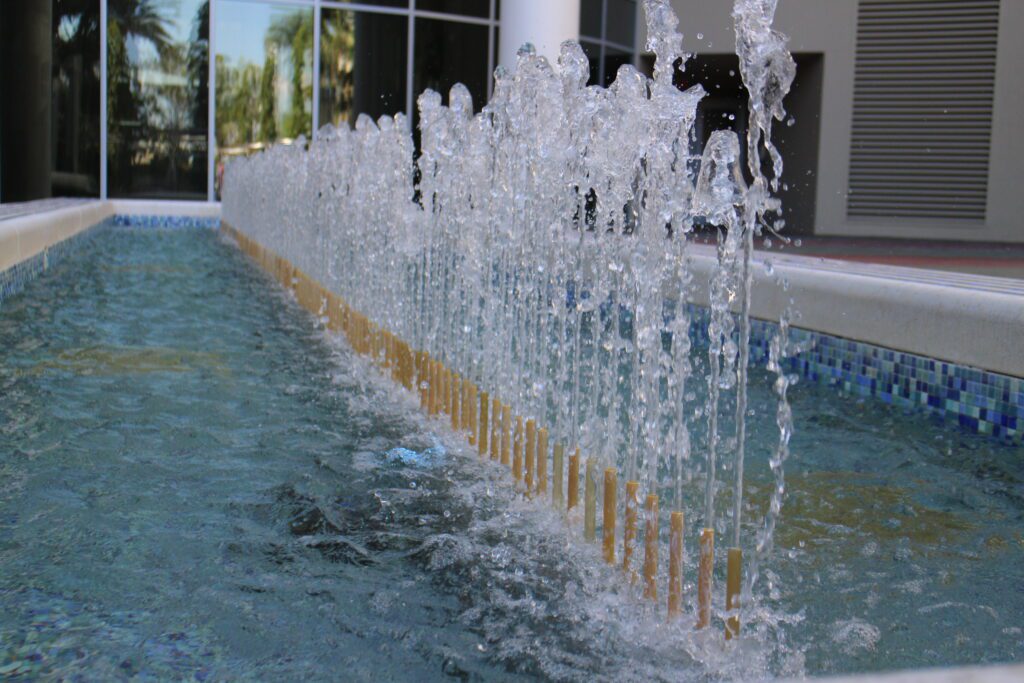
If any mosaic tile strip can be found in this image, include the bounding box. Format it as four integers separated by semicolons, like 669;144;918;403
687;305;1022;444
1;213;219;309
112;214;220;229
783;328;1021;443
0;217;108;308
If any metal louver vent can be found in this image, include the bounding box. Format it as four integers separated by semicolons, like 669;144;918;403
848;0;998;222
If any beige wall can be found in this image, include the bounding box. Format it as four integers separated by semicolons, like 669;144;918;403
668;0;1024;243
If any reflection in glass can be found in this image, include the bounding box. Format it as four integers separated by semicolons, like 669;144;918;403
413;17;488;128
603;46;630;88
320;9;407;129
580;0;602;39
107;0;208;198
579;40;601;87
53;0;102;197
605;0;636;47
416;0;489;19
214;1;312;194
331;0;407;7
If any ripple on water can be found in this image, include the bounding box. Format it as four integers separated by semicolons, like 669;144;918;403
0;228;1022;680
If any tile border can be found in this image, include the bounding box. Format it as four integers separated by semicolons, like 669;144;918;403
685;305;1021;444
111;214;221;229
0;213;220;309
0;216;108;307
754;317;1021;444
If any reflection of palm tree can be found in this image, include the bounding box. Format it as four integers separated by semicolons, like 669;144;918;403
260;48;278;141
187;1;209;131
108;0;174;131
53;0;103;193
267;10;313;139
109;0;173;55
321;11;355;126
107;0;173;192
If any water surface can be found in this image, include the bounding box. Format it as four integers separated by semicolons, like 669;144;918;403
0;225;1021;680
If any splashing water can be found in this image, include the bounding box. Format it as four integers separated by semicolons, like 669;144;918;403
223;0;797;663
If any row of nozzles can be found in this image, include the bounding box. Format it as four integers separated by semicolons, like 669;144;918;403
224;222;744;638
411;347;741;639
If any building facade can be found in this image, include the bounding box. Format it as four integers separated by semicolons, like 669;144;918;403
1;0;504;203
4;0;1018;245
670;0;1023;243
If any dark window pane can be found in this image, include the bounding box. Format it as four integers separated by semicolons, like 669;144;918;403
580;0;602;40
214;2;312;195
108;0;209;198
417;0;489;19
579;40;601;87
602;46;630;88
413;18;488;128
320;9;407;128
605;0;636;47
1;3;51;201
332;0;407;7
53;0;101;197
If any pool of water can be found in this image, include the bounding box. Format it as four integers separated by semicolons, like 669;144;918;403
0;224;1021;680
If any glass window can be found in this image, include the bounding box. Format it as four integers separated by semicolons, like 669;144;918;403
602;46;630;88
320;9;407;129
331;0;407;7
605;0;636;47
1;3;49;201
580;0;602;40
413;18;488;125
579;40;601;87
416;0;489;19
107;0;208;198
214;1;312;194
53;0;102;197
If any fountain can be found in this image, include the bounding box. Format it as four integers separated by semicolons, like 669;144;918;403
222;0;796;642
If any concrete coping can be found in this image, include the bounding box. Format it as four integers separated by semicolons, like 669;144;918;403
686;243;1024;378
0;200;220;272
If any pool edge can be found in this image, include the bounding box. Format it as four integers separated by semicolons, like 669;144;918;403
220;219;1021;445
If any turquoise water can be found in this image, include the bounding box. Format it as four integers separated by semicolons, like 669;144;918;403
0;226;1021;680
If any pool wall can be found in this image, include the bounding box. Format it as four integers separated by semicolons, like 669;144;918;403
2;204;1023;681
221;213;1024;445
1;202;1020;446
686;249;1024;442
0;200;218;305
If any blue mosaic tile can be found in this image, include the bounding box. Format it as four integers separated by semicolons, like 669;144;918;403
1;213;218;309
0;217;107;308
112;214;220;229
734;310;1024;445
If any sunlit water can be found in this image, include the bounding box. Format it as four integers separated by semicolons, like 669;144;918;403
1;226;1021;680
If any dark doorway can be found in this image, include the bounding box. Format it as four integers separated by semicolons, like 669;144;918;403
645;52;823;236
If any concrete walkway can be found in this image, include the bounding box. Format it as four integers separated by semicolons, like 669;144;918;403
754;235;1024;280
